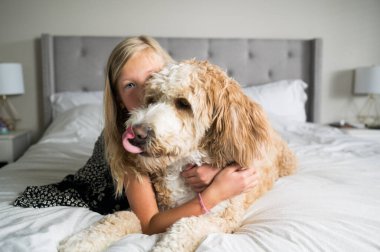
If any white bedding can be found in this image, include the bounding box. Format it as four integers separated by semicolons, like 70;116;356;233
1;104;380;252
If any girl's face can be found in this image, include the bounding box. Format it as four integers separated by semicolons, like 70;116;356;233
116;49;164;112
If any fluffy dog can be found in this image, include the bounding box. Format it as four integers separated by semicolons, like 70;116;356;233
59;60;297;252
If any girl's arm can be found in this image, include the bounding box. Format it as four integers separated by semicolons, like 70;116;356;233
124;164;258;235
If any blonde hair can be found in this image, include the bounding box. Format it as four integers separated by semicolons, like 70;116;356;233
103;36;173;196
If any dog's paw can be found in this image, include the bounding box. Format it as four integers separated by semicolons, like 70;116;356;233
58;211;142;252
151;216;216;252
58;231;96;252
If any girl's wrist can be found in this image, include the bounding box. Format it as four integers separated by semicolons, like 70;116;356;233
197;193;210;214
199;185;222;211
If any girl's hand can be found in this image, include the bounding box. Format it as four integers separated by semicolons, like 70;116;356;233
181;164;220;193
205;164;259;203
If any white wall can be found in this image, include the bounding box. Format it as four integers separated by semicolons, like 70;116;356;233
1;0;379;141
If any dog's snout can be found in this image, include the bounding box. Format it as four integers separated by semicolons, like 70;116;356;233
134;124;152;140
130;124;153;147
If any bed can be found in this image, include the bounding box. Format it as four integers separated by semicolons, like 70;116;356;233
0;34;380;252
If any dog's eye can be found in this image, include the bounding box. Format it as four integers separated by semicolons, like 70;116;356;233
175;98;191;110
146;96;157;105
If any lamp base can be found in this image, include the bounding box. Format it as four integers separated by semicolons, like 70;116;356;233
0;95;20;131
0;117;14;132
357;94;380;128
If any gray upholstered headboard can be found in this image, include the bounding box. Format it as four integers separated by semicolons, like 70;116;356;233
41;34;321;129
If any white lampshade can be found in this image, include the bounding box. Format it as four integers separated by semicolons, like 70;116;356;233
354;65;380;95
0;63;25;95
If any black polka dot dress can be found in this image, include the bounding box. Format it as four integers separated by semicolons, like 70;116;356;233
13;134;129;215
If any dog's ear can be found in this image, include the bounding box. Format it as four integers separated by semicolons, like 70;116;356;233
204;80;272;168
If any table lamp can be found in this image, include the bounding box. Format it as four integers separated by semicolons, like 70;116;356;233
354;65;380;128
0;63;25;131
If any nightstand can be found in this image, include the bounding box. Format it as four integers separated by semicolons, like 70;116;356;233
341;128;380;143
0;130;31;165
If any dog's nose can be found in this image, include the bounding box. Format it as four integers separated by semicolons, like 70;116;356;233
130;124;152;147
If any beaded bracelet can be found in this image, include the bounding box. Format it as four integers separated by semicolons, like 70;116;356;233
197;193;210;214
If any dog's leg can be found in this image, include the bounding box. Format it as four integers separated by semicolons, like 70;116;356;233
58;211;141;252
152;197;245;252
277;141;297;177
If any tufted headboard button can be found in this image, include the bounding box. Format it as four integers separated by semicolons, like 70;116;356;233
268;70;273;78
227;69;234;77
80;48;87;57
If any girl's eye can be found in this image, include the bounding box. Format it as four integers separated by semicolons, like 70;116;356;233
124;82;136;90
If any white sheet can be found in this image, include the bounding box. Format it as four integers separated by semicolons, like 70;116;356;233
1;105;380;252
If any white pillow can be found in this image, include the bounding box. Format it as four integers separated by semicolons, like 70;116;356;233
42;104;104;144
50;91;104;119
243;79;308;122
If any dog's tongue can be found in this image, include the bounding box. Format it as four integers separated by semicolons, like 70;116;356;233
122;126;143;154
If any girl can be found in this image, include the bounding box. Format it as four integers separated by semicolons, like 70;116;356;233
14;36;258;235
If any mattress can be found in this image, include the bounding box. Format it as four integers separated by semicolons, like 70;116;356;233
0;104;380;252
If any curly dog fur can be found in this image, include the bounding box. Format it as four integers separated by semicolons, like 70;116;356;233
59;60;297;252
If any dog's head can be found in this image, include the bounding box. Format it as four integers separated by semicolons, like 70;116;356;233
123;60;271;173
